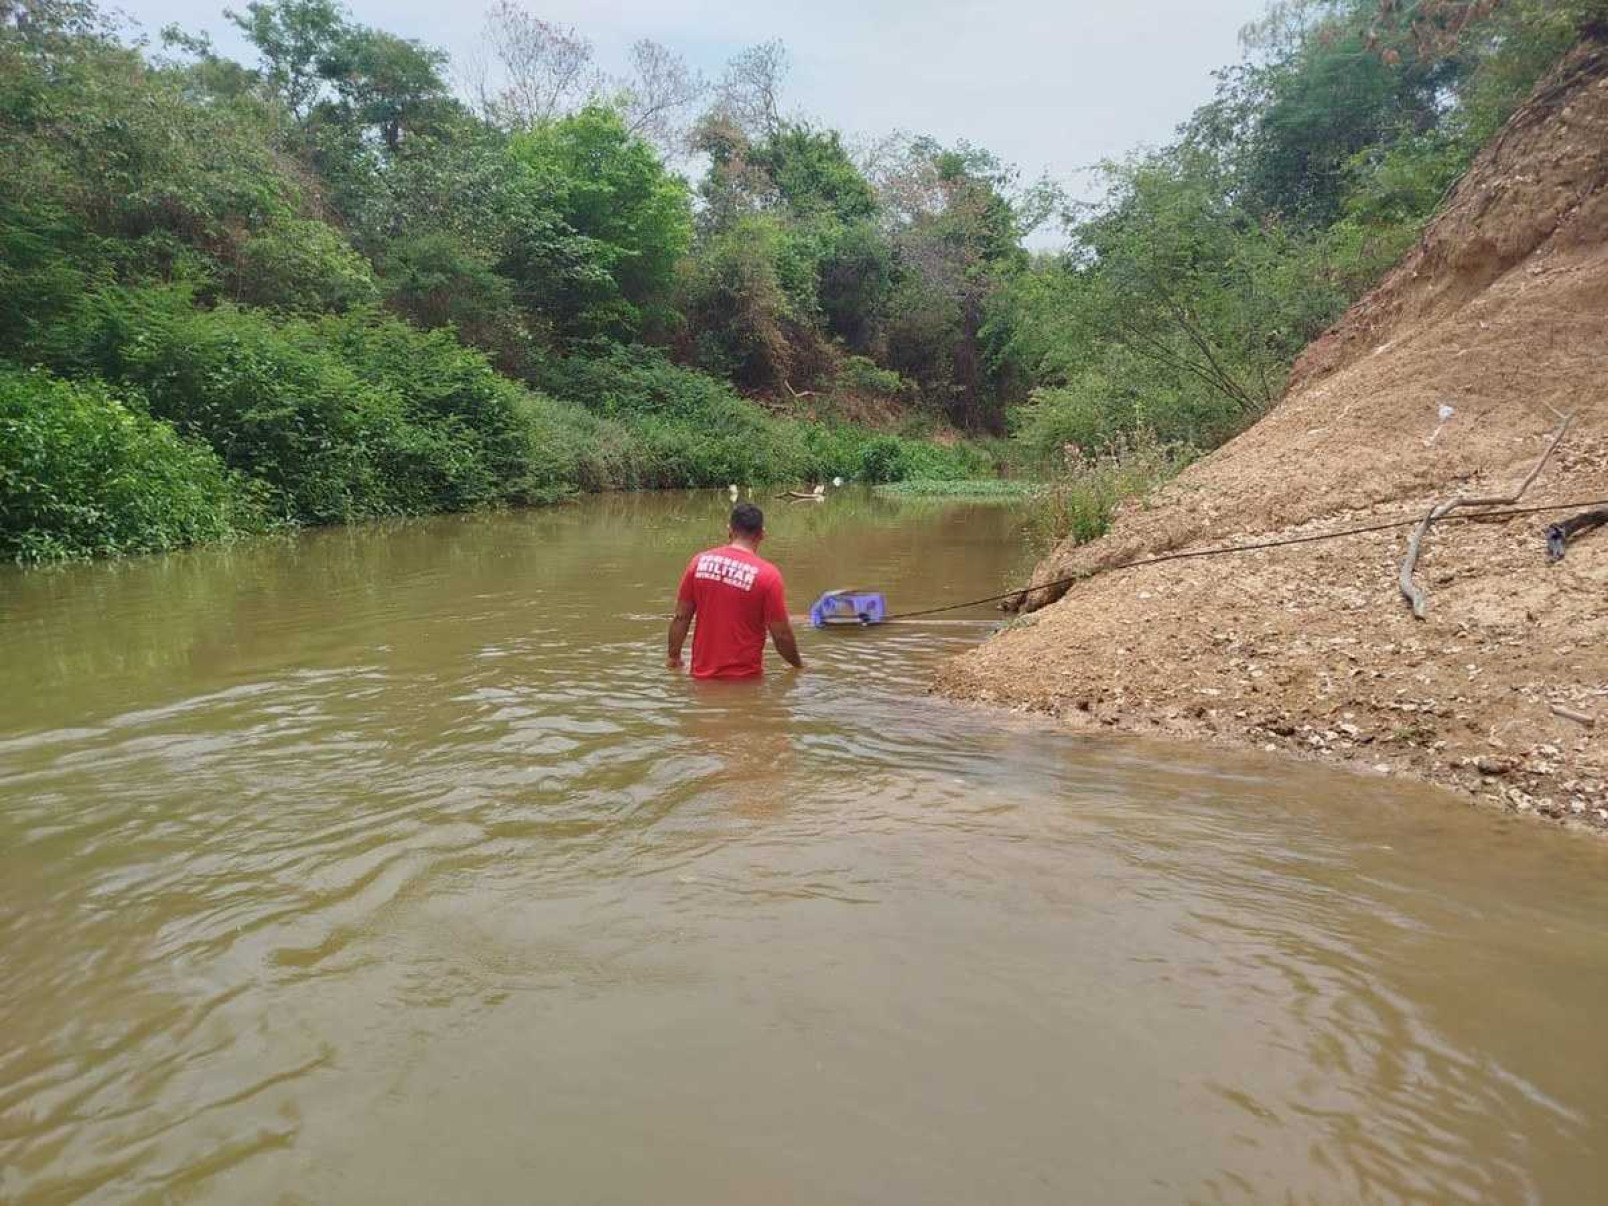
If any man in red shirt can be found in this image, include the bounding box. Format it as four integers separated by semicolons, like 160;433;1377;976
668;503;804;679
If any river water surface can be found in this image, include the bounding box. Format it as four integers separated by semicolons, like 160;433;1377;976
3;491;1607;1204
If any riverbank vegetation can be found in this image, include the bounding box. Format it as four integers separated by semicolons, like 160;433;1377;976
1005;0;1604;468
1025;436;1198;551
872;480;1039;501
2;0;1603;563
0;0;1006;562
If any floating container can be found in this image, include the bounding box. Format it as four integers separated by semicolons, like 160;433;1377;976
808;589;886;629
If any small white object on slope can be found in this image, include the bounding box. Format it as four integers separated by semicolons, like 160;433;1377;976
1426;402;1457;446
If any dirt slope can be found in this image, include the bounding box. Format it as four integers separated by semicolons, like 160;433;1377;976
937;43;1608;829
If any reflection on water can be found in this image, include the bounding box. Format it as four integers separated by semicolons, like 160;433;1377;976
681;681;800;817
2;490;1607;1204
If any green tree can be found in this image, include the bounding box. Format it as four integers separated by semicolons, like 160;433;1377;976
225;0;349;118
378;232;519;354
878;139;1034;429
750;124;878;223
322;27;451;151
815;219;893;353
676;213;822;392
506;105;692;340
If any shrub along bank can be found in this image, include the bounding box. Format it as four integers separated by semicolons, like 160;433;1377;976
0;3;996;566
0;366;267;562
1;291;993;564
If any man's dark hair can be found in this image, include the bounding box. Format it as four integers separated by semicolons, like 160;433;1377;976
730;502;764;536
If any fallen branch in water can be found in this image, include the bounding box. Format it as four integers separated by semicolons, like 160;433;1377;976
1399;413;1574;618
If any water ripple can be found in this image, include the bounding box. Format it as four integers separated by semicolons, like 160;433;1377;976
3;499;1607;1203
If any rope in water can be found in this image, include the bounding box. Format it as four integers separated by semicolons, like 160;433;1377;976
881;496;1608;621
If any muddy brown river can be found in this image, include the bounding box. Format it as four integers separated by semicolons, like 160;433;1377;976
3;491;1607;1203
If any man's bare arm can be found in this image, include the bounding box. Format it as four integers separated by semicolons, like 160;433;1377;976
768;619;804;670
667;599;695;669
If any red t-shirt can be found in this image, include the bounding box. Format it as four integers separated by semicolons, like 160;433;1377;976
677;545;788;680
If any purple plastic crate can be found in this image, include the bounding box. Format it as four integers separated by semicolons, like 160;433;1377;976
808;590;886;628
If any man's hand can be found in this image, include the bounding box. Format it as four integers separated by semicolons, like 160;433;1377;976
667;600;695;673
768;619;804;671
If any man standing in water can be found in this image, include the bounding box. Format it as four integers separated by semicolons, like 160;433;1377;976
668;503;804;678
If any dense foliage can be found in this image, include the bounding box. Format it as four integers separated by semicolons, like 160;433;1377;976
0;0;997;561
1002;0;1608;468
1;0;1601;561
0;366;266;561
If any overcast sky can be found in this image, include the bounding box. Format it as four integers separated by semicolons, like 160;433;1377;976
118;0;1269;244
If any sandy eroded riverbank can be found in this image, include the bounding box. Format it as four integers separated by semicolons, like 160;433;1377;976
937;44;1608;829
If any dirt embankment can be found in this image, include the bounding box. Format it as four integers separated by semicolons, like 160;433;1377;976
936;43;1608;829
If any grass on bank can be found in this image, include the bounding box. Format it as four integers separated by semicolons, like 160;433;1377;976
1023;435;1195;553
872;434;1193;556
872;478;1039;500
